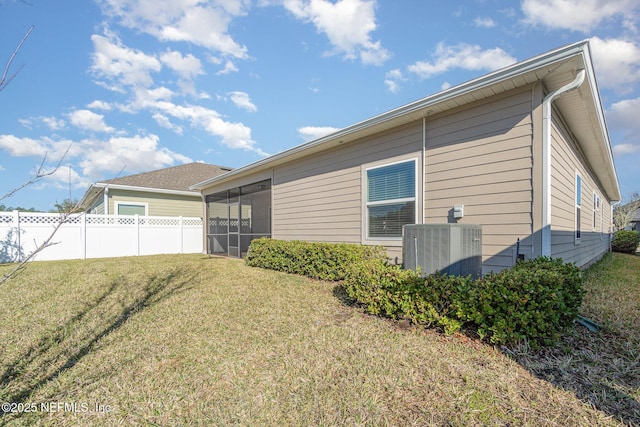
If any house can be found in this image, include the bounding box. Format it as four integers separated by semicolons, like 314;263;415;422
80;162;232;217
190;41;621;274
631;209;640;231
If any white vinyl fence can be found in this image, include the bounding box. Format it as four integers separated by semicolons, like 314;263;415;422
0;211;203;263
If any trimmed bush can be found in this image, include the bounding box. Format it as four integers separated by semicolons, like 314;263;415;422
344;256;584;347
458;257;584;347
245;238;386;281
612;230;640;254
343;259;469;334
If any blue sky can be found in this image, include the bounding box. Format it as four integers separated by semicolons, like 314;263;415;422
0;0;638;211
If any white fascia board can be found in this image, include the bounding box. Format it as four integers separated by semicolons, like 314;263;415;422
93;182;201;197
191;41;594;192
582;43;621;201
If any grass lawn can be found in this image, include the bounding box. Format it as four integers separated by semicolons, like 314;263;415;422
0;253;638;426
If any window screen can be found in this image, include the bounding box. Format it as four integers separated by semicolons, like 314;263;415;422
367;160;416;238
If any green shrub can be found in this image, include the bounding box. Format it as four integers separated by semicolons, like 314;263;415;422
343;259;469;334
458;257;584;347
612;230;640;254
344;257;583;347
245;238;386;281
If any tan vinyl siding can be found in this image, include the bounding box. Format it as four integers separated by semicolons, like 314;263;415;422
549;114;612;267
272;122;423;253
87;196;105;215
424;87;534;274
108;190;203;217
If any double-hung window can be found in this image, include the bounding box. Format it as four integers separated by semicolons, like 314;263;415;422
593;191;600;231
366;159;416;239
575;174;582;241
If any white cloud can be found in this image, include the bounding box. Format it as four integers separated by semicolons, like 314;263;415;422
283;0;389;65
608;97;640;150
0;135;48;157
87;100;112;111
152;113;184;134
68;110;115;133
474;17;496;28
441;81;452;90
384;68;404;93
227;91;257;112
521;0;638;32
160;50;204;80
0;135;77;162
97;0;249;58
90;32;162;90
79;134;192;178
44;165;93;190
408;42;516;79
297;126;340;141
216;60;239;75
41;116;66;131
613;143;640;154
589;37;640;93
146;100;268;156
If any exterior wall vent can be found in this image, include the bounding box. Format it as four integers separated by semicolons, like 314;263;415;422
402;224;482;278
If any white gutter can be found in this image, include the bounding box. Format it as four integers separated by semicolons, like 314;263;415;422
541;69;586;257
422;117;426;224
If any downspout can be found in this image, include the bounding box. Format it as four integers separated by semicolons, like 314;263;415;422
541;69;586;257
422;117;426;224
104;186;109;216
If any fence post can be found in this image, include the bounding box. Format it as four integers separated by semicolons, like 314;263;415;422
81;213;87;260
12;210;22;262
179;216;184;254
135;214;140;256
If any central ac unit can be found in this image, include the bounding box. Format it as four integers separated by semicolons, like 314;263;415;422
402;224;482;278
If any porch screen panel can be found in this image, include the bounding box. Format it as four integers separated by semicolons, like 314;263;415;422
207;192;228;255
206;179;271;258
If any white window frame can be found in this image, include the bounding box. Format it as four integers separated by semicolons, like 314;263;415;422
575;172;582;244
593;192;600;231
362;156;420;246
114;201;148;216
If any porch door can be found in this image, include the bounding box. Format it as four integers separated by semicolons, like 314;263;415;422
228;191;240;258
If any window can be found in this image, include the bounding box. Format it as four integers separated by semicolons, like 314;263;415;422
593;192;600;231
366;160;416;239
116;202;147;216
575;174;582;240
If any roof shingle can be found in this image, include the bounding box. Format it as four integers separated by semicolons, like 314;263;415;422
101;162;232;192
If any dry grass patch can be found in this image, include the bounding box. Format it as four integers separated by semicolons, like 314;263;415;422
507;253;640;426
0;254;632;426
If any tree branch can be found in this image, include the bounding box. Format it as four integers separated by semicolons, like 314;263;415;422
0;146;71;202
0;25;34;92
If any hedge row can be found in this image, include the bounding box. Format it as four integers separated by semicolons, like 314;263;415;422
244;238;386;281
246;238;584;347
343;256;584;347
612;230;640;254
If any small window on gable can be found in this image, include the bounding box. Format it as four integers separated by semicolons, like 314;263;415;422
366;160;416;239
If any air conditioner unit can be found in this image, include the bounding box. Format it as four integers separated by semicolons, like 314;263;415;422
403;224;482;278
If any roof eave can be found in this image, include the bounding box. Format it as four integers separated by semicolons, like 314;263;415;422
192;40;620;201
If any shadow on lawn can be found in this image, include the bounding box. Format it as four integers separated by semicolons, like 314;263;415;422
0;266;194;417
506;327;640;426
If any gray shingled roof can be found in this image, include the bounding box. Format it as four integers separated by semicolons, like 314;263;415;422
101;162;232;192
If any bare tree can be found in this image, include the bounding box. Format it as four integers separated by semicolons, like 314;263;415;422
613;192;640;231
0;25;34;92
